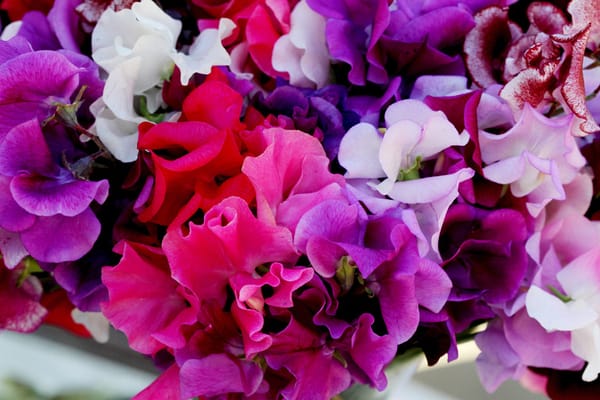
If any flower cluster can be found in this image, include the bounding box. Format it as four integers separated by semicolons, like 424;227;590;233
1;1;600;399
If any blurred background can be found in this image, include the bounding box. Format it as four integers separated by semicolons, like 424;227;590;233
0;328;546;400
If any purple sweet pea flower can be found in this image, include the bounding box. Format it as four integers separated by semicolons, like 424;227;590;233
252;83;360;159
0;119;108;265
0;49;80;141
306;0;514;86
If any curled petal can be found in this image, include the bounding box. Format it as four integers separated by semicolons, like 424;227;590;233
568;0;600;50
11;175;109;217
553;26;600;135
464;6;515;87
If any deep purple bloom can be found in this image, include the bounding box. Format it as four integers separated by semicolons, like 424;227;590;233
439;203;529;332
252;83;360;159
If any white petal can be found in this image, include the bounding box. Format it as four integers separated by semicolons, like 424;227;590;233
410;75;468;100
174;18;234;85
131;0;181;46
272;1;330;88
526;286;597;331
338;123;384;179
414;115;469;159
92;106;141;163
384;99;439;126
71;310;111;343
379;119;421;179
102;57;146;122
572;326;600;382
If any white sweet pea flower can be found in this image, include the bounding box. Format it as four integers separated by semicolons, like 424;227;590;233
376;99;470;195
272;0;330;88
171;18;236;85
92;0;180;92
526;248;600;382
338;99;473;257
90;0;234;162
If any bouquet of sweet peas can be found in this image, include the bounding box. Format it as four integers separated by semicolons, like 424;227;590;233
1;0;600;398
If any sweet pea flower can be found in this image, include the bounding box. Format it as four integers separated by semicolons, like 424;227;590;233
272;0;331;88
480;104;587;216
464;2;600;135
0;119;109;266
526;247;600;382
338;99;473;255
0;258;47;333
90;0;235;162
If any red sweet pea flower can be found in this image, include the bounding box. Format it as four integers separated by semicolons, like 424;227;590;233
136;70;266;228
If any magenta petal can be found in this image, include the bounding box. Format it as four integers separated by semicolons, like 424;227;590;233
378;273;419;344
48;0;85;52
132;364;181;400
179;354;264;399
203;197;297;272
11;174;109;217
0;37;33;64
266;263;314;308
504;309;583;369
326;19;367;86
20;209;100;263
16;11;60;51
350;314;396;390
0;266;47;332
102;242;195;354
294;200;364;253
165;223;233;304
414;259;452;313
266;318;352;399
475;320;522;392
230;271;279;356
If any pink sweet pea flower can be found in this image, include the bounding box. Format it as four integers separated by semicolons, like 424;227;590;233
480;104;586;216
